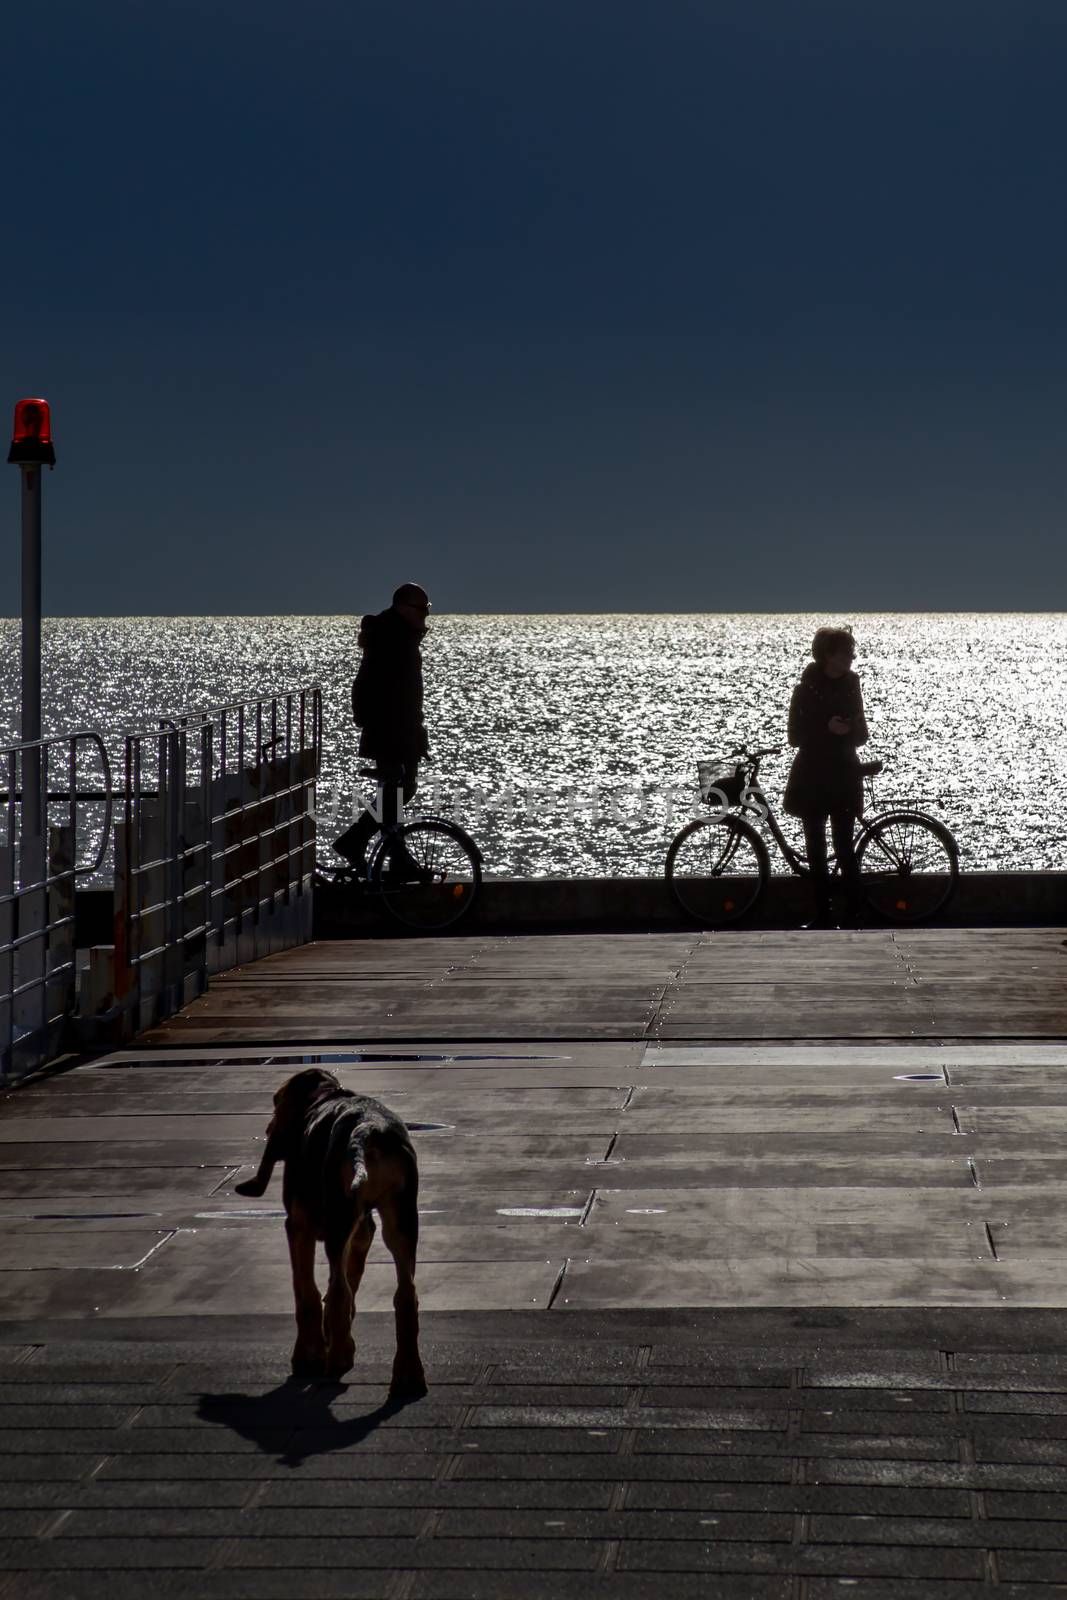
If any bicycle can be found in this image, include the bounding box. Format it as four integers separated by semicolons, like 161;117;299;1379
665;744;960;928
317;769;482;933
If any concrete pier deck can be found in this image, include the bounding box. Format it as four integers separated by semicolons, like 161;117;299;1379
145;925;1067;1043
3;928;1067;1596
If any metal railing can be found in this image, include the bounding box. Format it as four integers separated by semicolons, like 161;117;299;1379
0;731;113;1079
114;687;320;1017
1;687;320;1081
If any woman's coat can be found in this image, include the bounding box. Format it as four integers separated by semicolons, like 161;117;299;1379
784;662;869;818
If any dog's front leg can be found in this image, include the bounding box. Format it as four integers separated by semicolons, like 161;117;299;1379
286;1210;326;1376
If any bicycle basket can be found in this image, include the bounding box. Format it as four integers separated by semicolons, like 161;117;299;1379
697;758;745;807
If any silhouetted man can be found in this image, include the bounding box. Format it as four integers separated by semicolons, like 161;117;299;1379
334;583;432;874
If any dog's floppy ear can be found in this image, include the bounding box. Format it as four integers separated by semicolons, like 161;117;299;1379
234;1069;341;1197
234;1122;284;1197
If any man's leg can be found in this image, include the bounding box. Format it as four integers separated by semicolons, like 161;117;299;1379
334;762;404;872
333;808;379;871
335;762;420;874
379;763;426;877
381;761;418;830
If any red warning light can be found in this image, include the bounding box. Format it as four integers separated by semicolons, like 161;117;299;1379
8;398;56;466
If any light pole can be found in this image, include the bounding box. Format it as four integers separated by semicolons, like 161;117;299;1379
8;398;56;844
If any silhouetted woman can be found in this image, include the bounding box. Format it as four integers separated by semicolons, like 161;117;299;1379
784;626;869;928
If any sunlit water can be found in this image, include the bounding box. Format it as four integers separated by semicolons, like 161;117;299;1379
1;614;1064;876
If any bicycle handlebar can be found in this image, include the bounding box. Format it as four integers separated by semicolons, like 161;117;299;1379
729;744;784;761
729;743;884;780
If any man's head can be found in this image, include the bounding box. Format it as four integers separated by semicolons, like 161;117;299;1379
393;582;432;635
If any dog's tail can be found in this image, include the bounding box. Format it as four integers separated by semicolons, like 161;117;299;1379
348;1151;369;1194
344;1124;418;1212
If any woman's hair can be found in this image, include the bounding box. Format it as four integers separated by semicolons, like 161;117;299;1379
811;626;855;666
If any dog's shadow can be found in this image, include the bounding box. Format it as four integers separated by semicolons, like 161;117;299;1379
197;1377;422;1468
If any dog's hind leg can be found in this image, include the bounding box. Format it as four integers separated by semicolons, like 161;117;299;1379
379;1188;427;1399
346;1212;375;1300
323;1212;374;1379
286;1205;326;1377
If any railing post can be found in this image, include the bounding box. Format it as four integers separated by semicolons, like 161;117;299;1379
12;746;47;1074
163;725;184;1014
112;819;135;1040
18;461;43;845
209;728;230;974
197;719;213;984
0;826;12;1083
46;824;76;1054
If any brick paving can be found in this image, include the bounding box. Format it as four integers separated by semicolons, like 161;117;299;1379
5;1312;1067;1596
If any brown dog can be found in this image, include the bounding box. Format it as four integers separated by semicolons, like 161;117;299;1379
235;1068;426;1395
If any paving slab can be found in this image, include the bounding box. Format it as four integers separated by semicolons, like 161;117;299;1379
2;927;1067;1593
138;929;1067;1043
8;1030;1067;1314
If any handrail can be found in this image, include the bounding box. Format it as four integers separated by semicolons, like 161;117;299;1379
0;726;109;750
0;729;113;874
102;685;320;741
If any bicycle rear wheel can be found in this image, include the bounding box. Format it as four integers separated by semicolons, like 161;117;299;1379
856;810;959;923
665;814;769;928
373;818;481;932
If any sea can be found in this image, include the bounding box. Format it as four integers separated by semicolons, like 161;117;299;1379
1;614;1064;878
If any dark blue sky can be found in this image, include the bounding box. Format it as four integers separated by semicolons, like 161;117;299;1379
5;0;1066;613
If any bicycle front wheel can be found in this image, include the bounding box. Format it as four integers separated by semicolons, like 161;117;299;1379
856;811;959;924
665;814;769;928
373;819;482;932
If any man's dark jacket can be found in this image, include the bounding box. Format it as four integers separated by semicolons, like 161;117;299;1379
783;662;869;818
351;607;429;767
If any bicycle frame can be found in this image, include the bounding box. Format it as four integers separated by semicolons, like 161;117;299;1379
731;754;813;877
675;743;960;926
729;753;900;881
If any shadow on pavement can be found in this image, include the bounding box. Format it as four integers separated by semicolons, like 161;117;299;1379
197;1376;420;1467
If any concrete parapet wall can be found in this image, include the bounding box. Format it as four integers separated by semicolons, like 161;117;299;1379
470;871;1065;930
77;871;1066;940
311;870;1065;935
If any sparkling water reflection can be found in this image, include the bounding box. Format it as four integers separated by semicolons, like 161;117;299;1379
1;614;1063;875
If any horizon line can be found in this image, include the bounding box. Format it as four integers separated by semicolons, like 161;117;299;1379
2;609;1066;622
